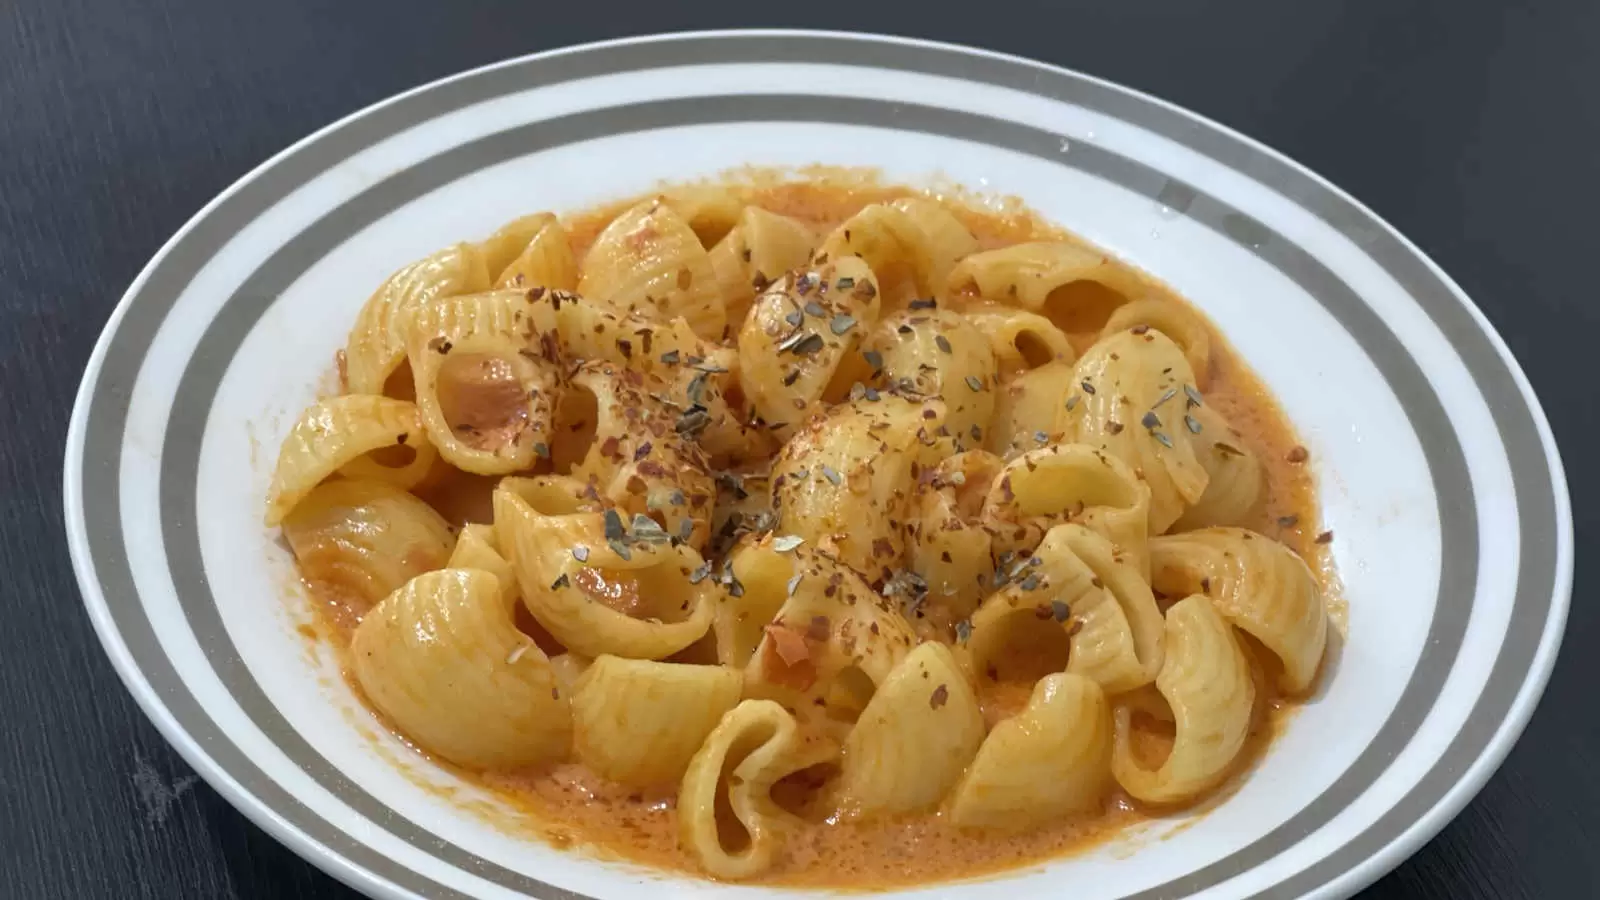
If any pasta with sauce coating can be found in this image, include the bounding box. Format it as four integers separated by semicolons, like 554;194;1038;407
579;197;725;340
981;443;1152;578
1111;594;1254;804
948;673;1111;829
678;700;830;880
496;487;715;660
770;394;944;581
402;290;561;475
1151;527;1329;693
707;206;817;324
281;478;455;613
345;242;491;395
1063;328;1209;532
492;214;578;292
571;655;742;787
266;394;432;525
862;307;997;448
832;641;985;819
737;257;882;437
741;540;920;739
351;568;570;769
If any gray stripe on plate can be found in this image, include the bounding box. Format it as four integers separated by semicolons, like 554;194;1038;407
73;32;1558;900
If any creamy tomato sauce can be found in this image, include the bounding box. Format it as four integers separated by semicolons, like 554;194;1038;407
297;171;1332;889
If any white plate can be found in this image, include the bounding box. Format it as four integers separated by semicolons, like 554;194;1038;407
63;29;1571;900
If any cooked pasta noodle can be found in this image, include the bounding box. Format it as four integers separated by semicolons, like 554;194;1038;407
270;175;1335;887
1111;595;1255;804
1151;528;1329;693
351;568;570;769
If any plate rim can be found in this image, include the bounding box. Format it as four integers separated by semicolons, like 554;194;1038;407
62;27;1574;900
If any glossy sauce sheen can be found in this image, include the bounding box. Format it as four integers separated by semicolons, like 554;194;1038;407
300;175;1331;888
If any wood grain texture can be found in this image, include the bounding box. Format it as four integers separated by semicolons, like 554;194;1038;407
2;0;1594;897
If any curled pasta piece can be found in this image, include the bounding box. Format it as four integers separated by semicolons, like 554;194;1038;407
1101;298;1212;388
664;184;745;247
679;700;828;880
737;257;882;438
281;478;455;615
813;203;936;307
715;537;798;668
981;443;1152;578
1151;527;1328;693
1058;524;1165;693
742;540;920;738
403;290;562;475
571;655;742;787
905;451;1003;623
564;361;716;550
1064;328;1209;532
345;243;491;395
1111;595;1254;804
265;395;429;525
833;641;985;819
496;487;715;659
553;297;770;466
707;206;817;325
863;307;998;447
446;523;516;604
771;394;943;580
478;213;548;282
962;304;1077;378
886;196;979;293
492;215;578;292
351;568;570;769
964;524;1162;696
578;198;724;340
948;673;1111;829
946;241;1145;333
1172;402;1266;530
985;360;1078;459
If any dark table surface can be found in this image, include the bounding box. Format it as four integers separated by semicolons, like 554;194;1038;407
4;1;1595;897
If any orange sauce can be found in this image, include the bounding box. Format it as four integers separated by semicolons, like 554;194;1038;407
293;171;1330;889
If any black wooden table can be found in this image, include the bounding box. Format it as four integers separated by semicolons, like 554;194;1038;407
3;2;1594;897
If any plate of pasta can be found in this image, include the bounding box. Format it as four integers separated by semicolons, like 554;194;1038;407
65;29;1570;900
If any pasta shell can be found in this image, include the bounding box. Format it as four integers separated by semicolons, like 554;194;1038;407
1111;595;1254;804
266;395;428;525
345;243;491;395
1151;527;1328;693
351;568;571;769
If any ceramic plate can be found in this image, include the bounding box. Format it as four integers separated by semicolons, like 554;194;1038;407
64;29;1571;900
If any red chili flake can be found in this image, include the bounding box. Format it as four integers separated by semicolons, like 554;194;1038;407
1200;577;1212;593
626;475;648;495
395;433;408;445
1132;324;1150;335
616;339;633;359
766;623;811;666
929;685;949;709
1108;421;1125;435
1287;445;1310;464
1315;530;1334;544
599;436;622;459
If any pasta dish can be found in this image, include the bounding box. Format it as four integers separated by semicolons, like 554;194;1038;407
266;174;1334;887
